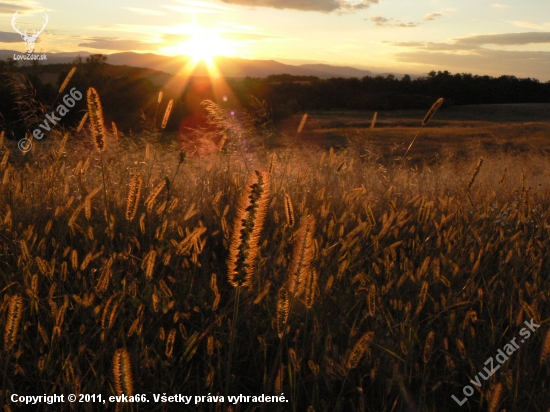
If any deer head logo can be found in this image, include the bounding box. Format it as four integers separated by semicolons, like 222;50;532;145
11;11;49;54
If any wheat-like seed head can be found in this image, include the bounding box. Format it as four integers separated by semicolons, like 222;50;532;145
113;348;134;396
158;91;163;104
288;215;316;297
58;66;76;95
422;98;444;126
76;112;88;134
275;362;285;394
423;330;435;363
415;281;429;316
303;268;318;309
367;283;376;317
467;156;484;190
161;99;173;129
456;338;467;359
346;331;374;369
276;287;290;338
126;173;143;221
4;294;23;351
488;382;503;412
145;180;166;213
370;111;377;129
540;330;550;365
112;121;119;142
284;193;295;227
227;170;270;288
165;328;176;358
297;113;308;135
86;88;107;151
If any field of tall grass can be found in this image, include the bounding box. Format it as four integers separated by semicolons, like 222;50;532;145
1;86;550;412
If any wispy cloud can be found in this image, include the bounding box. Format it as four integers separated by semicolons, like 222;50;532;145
218;0;379;13
0;1;41;15
387;32;550;50
508;21;549;30
423;12;443;21
492;3;509;8
123;7;166;16
0;30;24;42
369;16;418;28
78;37;161;51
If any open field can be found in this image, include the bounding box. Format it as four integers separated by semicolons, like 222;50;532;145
285;103;550;164
0;99;550;412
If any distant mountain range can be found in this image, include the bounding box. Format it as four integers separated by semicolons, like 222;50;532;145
0;50;421;80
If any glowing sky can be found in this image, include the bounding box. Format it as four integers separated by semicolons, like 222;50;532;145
1;0;549;80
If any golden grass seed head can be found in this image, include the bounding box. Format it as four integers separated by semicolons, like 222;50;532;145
423;330;435;363
161;99;173;129
540;330;550;365
227;170;270;288
275;362;285;394
488;382;503;412
370;111;377;129
288;215;316;297
86;87;107;151
113;348;134;396
4;294;23;351
346;331;375;369
367;283;376;317
422;98;444;126
276;287;290;338
284;193;295;227
165;328;176;358
58;66;76;95
297;113;308;135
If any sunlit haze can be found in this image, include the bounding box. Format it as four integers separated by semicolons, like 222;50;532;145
0;0;549;80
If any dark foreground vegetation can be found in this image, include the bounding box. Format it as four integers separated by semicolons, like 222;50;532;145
0;64;550;411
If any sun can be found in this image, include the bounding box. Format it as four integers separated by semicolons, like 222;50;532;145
178;26;233;65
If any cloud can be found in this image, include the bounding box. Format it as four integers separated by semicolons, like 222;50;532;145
423;12;443;21
394;49;550;80
386;41;475;50
0;30;24;42
163;5;222;13
123;7;166;16
369;16;418;27
0;2;33;14
218;0;379;13
78;38;160;51
387;32;550;51
508;21;549;30
455;31;550;46
492;3;509;7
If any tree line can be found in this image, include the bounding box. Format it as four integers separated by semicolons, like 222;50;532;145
1;55;549;140
229;71;550;117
